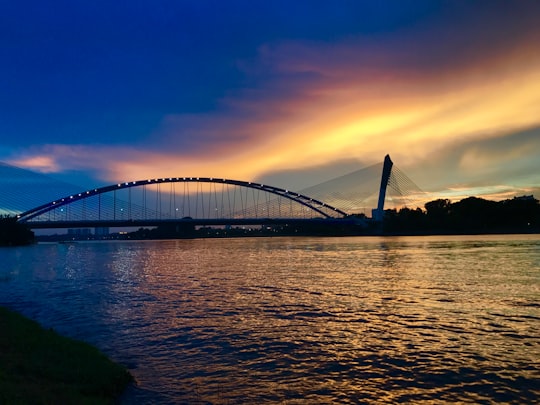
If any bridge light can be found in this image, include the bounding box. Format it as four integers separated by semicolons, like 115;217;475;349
86;191;90;194
118;184;121;187
53;202;56;205
125;182;129;186
70;196;73;199
78;193;82;196
133;181;136;184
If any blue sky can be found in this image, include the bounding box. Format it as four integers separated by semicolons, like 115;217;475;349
2;0;540;204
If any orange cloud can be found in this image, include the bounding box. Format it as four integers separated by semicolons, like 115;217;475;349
8;155;60;173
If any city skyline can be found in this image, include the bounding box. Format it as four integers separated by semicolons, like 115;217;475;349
2;1;540;202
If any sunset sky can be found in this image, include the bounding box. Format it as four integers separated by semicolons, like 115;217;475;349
2;0;540;205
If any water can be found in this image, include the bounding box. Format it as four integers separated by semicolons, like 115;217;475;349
1;235;539;403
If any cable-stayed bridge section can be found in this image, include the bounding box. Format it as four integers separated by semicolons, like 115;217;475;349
298;155;425;218
0;162;83;217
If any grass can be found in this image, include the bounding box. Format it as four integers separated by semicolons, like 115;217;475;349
0;306;133;404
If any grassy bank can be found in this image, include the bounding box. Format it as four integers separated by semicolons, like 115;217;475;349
0;306;133;404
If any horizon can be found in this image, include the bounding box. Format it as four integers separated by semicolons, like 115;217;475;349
1;157;537;221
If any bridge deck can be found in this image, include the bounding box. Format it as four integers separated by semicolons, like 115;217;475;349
26;217;363;229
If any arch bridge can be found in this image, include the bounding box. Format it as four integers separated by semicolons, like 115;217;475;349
17;177;351;229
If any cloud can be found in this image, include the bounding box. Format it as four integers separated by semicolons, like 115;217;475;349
401;125;540;200
142;10;540;179
6;3;540;203
8;155;60;173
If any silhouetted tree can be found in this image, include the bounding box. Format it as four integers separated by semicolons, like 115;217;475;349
450;196;499;231
384;207;426;233
0;217;35;246
424;199;451;230
499;196;540;229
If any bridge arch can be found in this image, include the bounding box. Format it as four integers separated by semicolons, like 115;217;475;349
17;177;348;224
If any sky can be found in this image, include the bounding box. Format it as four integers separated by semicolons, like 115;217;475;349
2;0;540;206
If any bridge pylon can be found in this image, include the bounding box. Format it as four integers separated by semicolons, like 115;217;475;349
372;154;393;222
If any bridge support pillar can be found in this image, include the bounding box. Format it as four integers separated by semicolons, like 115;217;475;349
372;154;393;222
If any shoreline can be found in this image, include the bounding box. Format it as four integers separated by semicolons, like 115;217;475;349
0;306;133;404
34;228;540;242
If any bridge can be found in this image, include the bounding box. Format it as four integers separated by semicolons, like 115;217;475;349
2;155;424;232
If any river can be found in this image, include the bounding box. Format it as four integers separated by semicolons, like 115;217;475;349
1;235;539;403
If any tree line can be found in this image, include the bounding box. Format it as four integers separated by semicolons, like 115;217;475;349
383;195;540;234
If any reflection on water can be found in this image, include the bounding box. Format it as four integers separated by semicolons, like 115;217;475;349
1;235;539;403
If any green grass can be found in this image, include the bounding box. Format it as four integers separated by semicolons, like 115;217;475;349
0;306;133;404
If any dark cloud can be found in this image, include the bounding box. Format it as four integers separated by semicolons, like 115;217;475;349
404;126;540;194
7;0;538;147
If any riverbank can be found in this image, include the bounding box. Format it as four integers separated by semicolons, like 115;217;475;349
0;306;132;404
0;217;34;246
